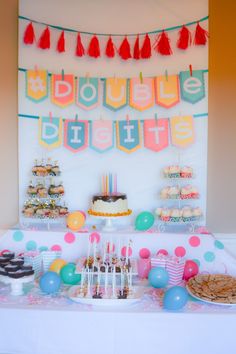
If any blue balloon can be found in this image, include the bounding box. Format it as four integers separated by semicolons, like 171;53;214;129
148;267;169;288
39;271;61;294
163;286;188;310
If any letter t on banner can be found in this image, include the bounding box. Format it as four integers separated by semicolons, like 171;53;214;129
143;118;169;152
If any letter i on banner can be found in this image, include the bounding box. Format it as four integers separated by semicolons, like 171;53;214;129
116;117;141;153
170;116;195;148
76;77;100;110
143;115;169;152
104;78;128;111
64;116;88;152
38;115;62;149
155;74;180;108
129;77;155;111
51;72;75;107
26;69;48;102
179;70;205;103
90;120;114;153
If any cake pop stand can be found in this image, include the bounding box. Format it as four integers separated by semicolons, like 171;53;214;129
0;275;34;296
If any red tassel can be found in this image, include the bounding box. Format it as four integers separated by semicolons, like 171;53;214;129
105;36;115;58
57;31;65;53
23;22;35;45
154;31;172;55
177;25;192;50
88;35;100;58
140;34;151;59
133;35;140;60
38;26;50;49
76;33;85;57
119;36;132;60
194;23;209;45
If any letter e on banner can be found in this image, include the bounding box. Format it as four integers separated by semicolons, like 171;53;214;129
179;70;205;103
51;74;75;107
38;116;62;149
90;120;114;153
64;120;88;152
170;116;195;148
144;119;169;152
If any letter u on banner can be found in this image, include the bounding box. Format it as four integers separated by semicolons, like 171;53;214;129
104;78;128;110
90;120;114;153
26;70;48;102
179;70;205;103
51;74;75;107
129;78;155;111
38;117;62;149
155;75;180;108
116;120;141;153
143;119;169;152
170;116;195;148
64;120;88;152
76;77;100;110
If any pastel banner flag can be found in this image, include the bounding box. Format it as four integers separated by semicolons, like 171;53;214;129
64;120;88;152
38;116;62;149
26;70;48;102
90;120;114;153
129;78;155;111
51;74;75;107
170;116;195;148
179;70;205;103
143;119;169;152
104;78;128;110
76;77;100;110
155;75;180;108
116;120;141;153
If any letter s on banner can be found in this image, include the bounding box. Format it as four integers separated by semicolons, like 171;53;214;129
170;116;195;148
38;116;62;149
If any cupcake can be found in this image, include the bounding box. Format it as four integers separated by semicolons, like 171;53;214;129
27;183;37;196
192;207;202;221
36;165;47;177
168;186;180;199
155;207;162;218
160;187;170;199
170;208;182;222
58;206;68;216
51;162;60;176
163;167;170;178
161;208;171;222
45;159;53;175
23;205;35;218
180;185;192;199
182;207;193;222
180;166;193;178
37;185;48;198
169;165;180;178
191;187;199;199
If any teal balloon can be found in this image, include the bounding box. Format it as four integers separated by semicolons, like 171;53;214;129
60;263;81;285
163;286;188;310
148;267;169;288
135;211;155;231
39;271;61;294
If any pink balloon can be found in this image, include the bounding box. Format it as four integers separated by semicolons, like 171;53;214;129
89;232;101;244
183;260;199;281
139;248;151;259
121;246;132;257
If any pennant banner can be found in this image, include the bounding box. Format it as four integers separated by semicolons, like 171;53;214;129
116;120;141;153
38;116;62;149
76;77;100;110
26;70;48;102
179;70;205;103
155;75;180;108
170;115;195;148
129;78;155;111
104;78;128;111
51;74;75;107
143;119;169;152
64;119;88;152
90;120;114;153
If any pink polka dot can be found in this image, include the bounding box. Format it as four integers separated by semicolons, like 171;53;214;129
157;249;168;256
51;244;62;251
121;246;132;257
64;232;75;244
174;246;186;257
189;236;201;247
89;232;101;244
139;248;151;259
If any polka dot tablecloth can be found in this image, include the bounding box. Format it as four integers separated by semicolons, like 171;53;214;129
1;228;236;274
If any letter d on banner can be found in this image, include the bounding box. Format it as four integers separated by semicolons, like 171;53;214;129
170;116;195;148
38;116;62;149
64;119;88;152
51;74;75;107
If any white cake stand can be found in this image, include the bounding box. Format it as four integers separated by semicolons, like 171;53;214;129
0;275;34;296
89;211;132;232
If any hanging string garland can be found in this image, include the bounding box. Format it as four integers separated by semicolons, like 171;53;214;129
21;15;208;60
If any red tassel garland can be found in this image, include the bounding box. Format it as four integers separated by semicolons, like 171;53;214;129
140;34;151;59
177;25;191;50
154;30;172;55
88;35;100;58
119;36;132;60
23;22;35;45
105;36;115;58
57;31;65;53
133;35;140;60
76;33;85;57
194;23;209;45
38;26;50;49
